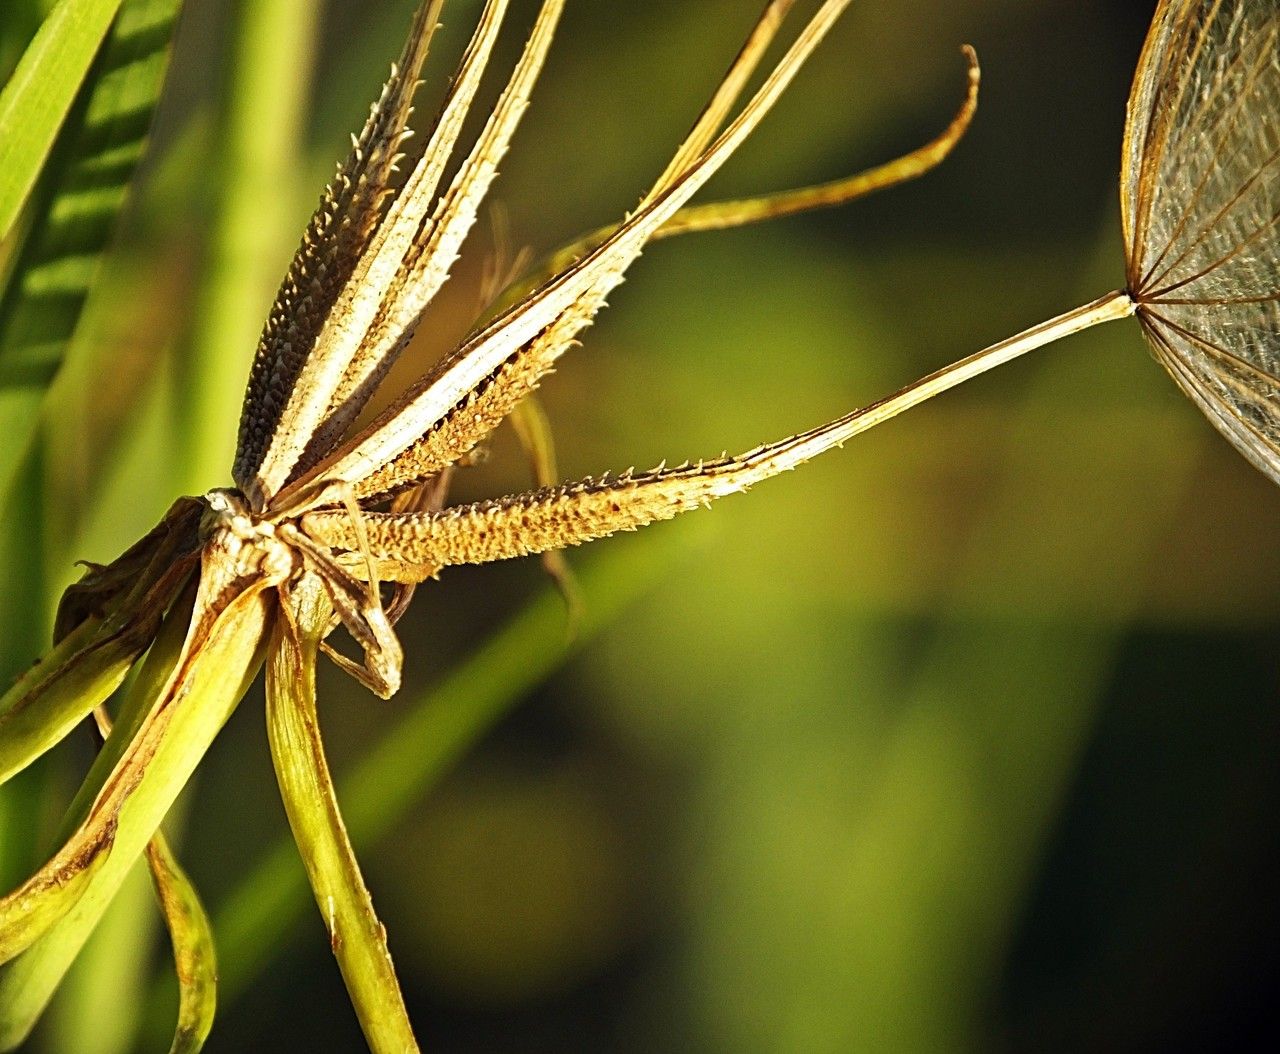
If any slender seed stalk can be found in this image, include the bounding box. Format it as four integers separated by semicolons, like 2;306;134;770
302;291;1141;575
830;290;1137;445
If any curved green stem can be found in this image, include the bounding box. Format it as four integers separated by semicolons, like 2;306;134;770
266;579;418;1054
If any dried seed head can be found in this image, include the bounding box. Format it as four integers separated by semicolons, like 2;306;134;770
210;0;968;696
1124;0;1280;482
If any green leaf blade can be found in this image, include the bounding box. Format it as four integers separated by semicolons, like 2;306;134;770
0;579;268;1052
0;0;124;242
0;0;182;505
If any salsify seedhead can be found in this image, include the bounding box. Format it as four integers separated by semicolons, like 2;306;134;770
0;1;981;1050
1;0;1276;1048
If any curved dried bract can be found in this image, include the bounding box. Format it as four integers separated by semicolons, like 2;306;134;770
246;0;522;508
143;831;218;1054
289;0;566;487
1124;0;1280;482
233;1;445;495
657;43;981;239
293;0;857;504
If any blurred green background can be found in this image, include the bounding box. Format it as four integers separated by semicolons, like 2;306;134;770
3;0;1280;1051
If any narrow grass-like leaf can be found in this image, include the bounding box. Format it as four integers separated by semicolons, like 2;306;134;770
0;4;45;85
0;0;123;242
267;581;418;1054
0;616;143;787
0;581;268;1051
210;525;698;1005
0;0;183;505
144;833;216;1054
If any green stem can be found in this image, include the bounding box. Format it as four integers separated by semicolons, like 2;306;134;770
266;583;418;1053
